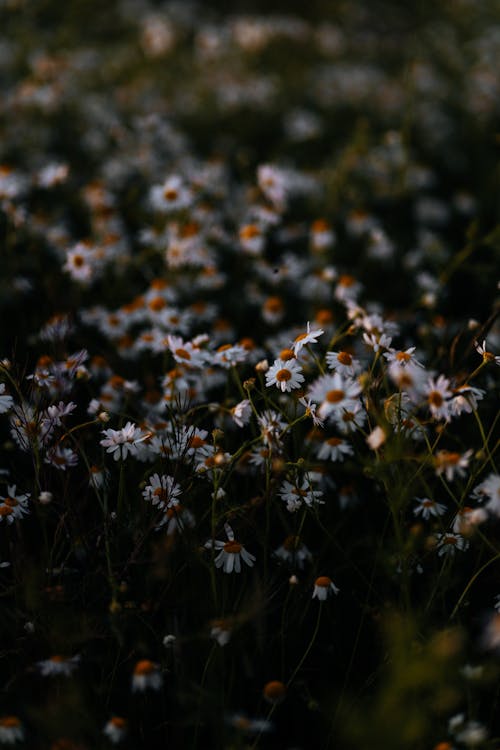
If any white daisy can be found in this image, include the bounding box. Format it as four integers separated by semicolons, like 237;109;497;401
265;358;304;393
206;523;256;574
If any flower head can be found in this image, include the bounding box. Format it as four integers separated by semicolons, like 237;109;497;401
206;523;256;574
265;358;304;393
312;576;340;600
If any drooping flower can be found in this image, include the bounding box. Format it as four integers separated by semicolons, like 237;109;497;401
312;576;340;600
206;524;256;574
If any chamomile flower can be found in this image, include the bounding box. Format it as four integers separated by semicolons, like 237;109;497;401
325;350;361;377
0;716;24;744
413;497;447;520
227;713;272;734
0;384;13;414
100;422;146;461
312;575;340;600
103;716;128;744
472;474;500;516
425;375;453;421
257;410;286;447
316;436;353;462
434;449;473;481
265;358;304;392
474;339;500;366
131;660;163;692
0;486;30;524
210;618;232;646
292;321;324;355
150;175;193;213
36;654;80;676
230;399;252;428
383;347;424;369
435;532;469;557
142;473;181;510
274;535;312;569
279;478;323;512
155;504;195;534
298;396;324;427
308;372;361;421
206;523;256;574
450;384;485;416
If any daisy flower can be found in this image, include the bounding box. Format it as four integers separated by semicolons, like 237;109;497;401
474;339;500;366
227;713;273;734
257;410;286;447
308;372;361;421
434;449;473;481
362;331;392;353
452;506;487;534
103;717;127;744
142;473;181;510
279;478;323;512
230;399;252;428
312;575;340;600
425;375;453;421
383;347;424;369
298;396;324;427
435;532;469;557
210;618;232;646
0;384;13;414
0;486;30;524
0;716;24;744
472;474;500;516
150;175;193;213
131;659;163;692
265;358;304;393
36;654;80;677
155;504;195;534
239;223;265;255
206;523;256;574
292;321;324;356
413;497;447;520
100;422;146;461
325;350;361;377
316;436;353;462
63;243;96;285
44;445;78;471
450;384;485;416
274;535;312;569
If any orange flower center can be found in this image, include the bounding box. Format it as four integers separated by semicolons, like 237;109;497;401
223;541;242;554
0;717;20;728
326;389;344;403
279;348;295;361
396;351;412;363
429;391;443;407
134;659;155;675
276;368;292;382
337;351;352;366
174;347;191;360
315;576;332;588
149;296;166;312
263;680;287;702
